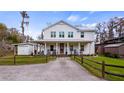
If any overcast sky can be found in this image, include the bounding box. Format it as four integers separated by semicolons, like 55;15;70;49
0;11;124;39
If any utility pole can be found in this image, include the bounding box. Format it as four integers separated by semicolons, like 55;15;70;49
20;11;29;42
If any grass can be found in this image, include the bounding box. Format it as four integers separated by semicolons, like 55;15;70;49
71;56;124;81
0;55;56;65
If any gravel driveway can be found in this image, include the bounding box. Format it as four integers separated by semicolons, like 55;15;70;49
0;57;103;81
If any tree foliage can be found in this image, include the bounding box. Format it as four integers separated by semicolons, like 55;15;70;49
96;17;124;43
0;23;33;43
0;23;7;41
37;32;43;40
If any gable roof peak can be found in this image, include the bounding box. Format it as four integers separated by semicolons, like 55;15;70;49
56;20;69;24
43;20;80;31
56;20;66;24
58;20;65;22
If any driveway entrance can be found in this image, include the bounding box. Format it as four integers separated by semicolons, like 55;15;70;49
0;57;103;81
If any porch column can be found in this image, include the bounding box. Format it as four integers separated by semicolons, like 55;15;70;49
39;44;42;55
89;42;92;55
33;45;35;55
37;43;38;55
56;43;58;55
67;42;69;55
44;43;47;55
78;42;80;55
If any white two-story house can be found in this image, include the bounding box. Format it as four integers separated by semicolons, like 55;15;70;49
36;20;95;55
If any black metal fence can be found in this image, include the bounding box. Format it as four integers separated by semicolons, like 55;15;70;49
73;55;124;79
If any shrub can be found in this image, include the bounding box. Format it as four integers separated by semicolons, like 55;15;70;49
112;54;119;58
104;52;119;58
104;52;111;57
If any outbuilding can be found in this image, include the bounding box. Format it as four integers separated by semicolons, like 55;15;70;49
13;43;39;55
104;43;124;58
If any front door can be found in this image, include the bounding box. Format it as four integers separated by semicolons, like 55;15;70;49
60;43;64;54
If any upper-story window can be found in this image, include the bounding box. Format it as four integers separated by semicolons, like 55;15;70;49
81;32;84;38
51;32;56;38
59;32;64;38
68;32;73;38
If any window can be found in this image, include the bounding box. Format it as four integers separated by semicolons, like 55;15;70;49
80;45;84;51
68;32;73;38
59;32;64;38
51;32;53;37
81;32;84;38
51;32;56;38
50;45;54;51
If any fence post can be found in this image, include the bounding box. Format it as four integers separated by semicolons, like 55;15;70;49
81;55;83;64
13;46;16;65
56;52;57;58
14;55;16;65
102;61;105;79
74;54;75;60
46;55;48;63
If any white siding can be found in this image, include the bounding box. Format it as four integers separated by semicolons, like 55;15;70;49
43;22;95;42
18;45;33;55
42;21;95;55
43;22;77;40
84;32;95;41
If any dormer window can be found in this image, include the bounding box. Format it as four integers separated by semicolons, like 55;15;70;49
59;32;64;38
51;32;56;38
81;32;84;38
68;32;73;38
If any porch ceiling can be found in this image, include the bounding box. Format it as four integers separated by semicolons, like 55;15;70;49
33;39;93;43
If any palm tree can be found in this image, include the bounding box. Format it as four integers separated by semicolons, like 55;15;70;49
20;11;29;42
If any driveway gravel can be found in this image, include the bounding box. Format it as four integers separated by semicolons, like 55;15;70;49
0;57;104;81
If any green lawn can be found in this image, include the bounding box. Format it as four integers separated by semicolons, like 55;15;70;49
71;56;124;81
0;55;56;65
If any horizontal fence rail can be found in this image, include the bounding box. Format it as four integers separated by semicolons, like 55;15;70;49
73;55;124;79
0;55;56;65
105;64;124;69
83;62;101;71
105;71;124;78
83;57;102;65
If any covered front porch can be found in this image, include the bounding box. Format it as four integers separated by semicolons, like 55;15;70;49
33;40;95;56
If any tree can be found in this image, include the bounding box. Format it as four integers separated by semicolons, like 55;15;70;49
96;16;124;44
114;17;124;37
37;32;43;40
107;18;115;39
25;35;33;42
96;22;107;43
7;28;24;43
0;23;7;41
20;11;29;42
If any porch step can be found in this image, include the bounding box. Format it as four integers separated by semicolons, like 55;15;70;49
57;54;68;57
